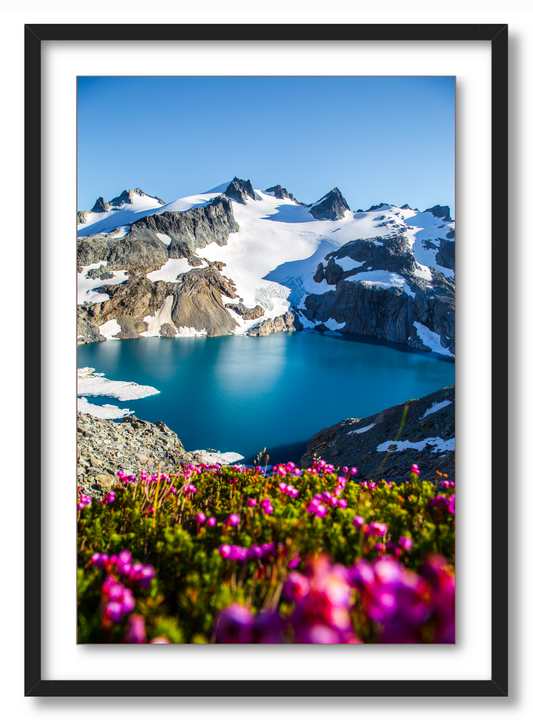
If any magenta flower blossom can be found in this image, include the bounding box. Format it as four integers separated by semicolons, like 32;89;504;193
227;513;240;526
338;498;348;509
288;552;300;569
398;536;413;551
448;494;455;514
293;468;301;477
246;498;257;508
367;522;388;537
195;512;206;524
284;571;311;601
216;604;254;643
352;515;365;530
124;614;146;644
429;495;450;510
260;498;272;509
218;544;232;559
278;483;287;493
315;504;327;518
207;516;217;527
263;504;274;515
342;466;349;474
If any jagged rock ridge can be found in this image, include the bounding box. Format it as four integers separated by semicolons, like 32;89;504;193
309;188;350;221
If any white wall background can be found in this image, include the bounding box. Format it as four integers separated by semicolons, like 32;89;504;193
1;0;531;717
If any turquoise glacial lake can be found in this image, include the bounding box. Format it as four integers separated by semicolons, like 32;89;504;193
77;333;455;465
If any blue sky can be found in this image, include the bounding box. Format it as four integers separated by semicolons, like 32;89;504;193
78;76;455;217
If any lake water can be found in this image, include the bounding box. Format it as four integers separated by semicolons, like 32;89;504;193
77;333;455;465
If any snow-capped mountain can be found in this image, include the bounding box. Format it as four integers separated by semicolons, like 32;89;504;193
77;178;455;357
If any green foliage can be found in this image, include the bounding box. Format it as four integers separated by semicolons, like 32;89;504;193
78;464;455;643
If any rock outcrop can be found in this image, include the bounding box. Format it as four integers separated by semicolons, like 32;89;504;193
224;177;256;204
309;188;350;221
300;385;455;482
247;311;303;336
301;232;455;355
77;412;203;498
78;266;239;341
77;195;239;274
264;185;300;203
425;205;453;223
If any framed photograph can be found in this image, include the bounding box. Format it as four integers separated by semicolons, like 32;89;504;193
26;24;508;696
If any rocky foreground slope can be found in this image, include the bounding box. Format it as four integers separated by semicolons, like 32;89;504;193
77;412;204;497
299;385;455;482
77;178;455;356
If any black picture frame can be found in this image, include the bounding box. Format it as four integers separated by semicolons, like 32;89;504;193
25;23;508;697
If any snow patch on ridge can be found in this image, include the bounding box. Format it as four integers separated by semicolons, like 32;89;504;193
376;436;455;454
141;296;175;337
78;263;129;304
147;258;206;283
349;423;376;435
345;270;415;299
422;399;453;418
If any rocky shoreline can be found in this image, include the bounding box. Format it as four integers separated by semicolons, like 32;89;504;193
300;385;455;482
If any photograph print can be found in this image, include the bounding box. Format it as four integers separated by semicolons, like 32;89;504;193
76;75;455;645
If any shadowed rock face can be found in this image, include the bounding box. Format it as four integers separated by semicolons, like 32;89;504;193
300;385;455;482
77;195;239;273
301;232;455;355
425;205;453;223
435;239;455;271
264;185;300;203
225;177;256;204
77;210;90;225
131;196;239;260
91;197;109;213
309;188;350;221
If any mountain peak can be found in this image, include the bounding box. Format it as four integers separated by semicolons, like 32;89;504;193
264;185;299;203
109;188;165;208
425;205;452;222
309;187;350;221
89;189;165;215
225;177;256;205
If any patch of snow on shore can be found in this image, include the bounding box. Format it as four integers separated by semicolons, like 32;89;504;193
422;399;453;418
77;367;159;401
414;322;454;357
175;326;207;337
78;396;134;419
99;319;122;340
193;450;245;465
156;233;171;245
